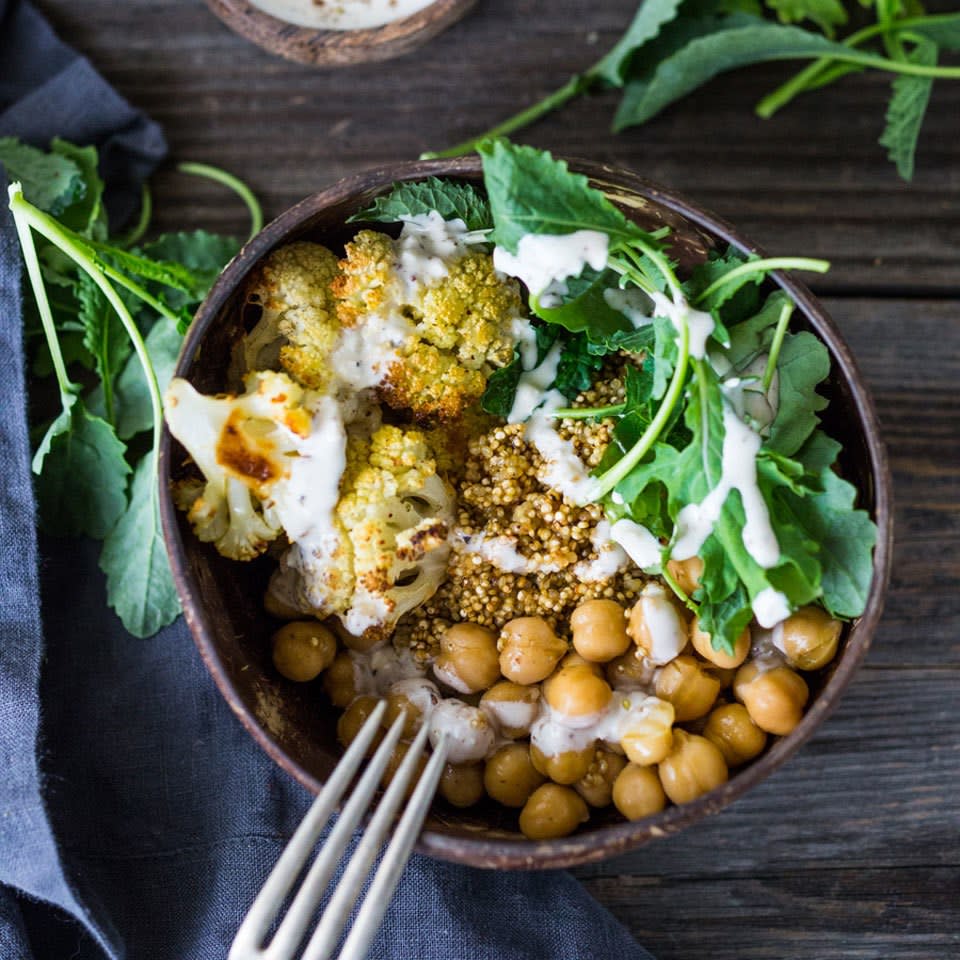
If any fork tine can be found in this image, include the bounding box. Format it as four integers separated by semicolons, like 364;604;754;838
335;733;450;960
229;700;387;960
265;709;407;959
301;717;434;960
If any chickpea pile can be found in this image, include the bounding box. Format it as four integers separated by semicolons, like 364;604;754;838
270;562;843;841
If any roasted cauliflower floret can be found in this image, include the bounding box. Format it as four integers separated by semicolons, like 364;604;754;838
332;223;523;420
268;424;455;642
240;241;341;391
165;370;319;561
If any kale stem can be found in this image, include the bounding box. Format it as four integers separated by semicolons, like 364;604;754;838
8;184;76;403
116;182;153;248
694;257;829;305
176;161;264;239
551;402;626;419
11;192;165;458
762;300;794;392
756;13;960;117
617;236;684;300
587;302;690;502
97;260;182;325
421;74;593;159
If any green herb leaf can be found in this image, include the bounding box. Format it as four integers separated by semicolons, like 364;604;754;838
555;334;606;398
34;398;131;539
49;139;106;239
879;37;938;181
766;330;830;456
765;0;848;38
32;392;77;474
479;140;640;252
532;267;634;338
589;0;687;85
137;230;241;309
77;272;133;420
100;454;181;638
91;243;206;296
351;177;492;231
0;138;84;215
614;22;844;129
906;13;960;50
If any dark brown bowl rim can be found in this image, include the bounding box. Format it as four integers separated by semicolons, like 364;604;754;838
204;0;477;66
159;156;893;870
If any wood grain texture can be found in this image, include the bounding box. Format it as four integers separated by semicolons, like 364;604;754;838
34;0;960;956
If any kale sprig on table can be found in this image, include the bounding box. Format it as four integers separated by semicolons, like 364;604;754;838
425;0;960;181
2;137;260;638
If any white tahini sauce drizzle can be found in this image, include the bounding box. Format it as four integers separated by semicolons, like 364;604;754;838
752;587;792;629
428;700;495;764
493;230;609;305
454;532;561;576
671;401;780;568
480;696;540;738
635;582;687;665
573;519;630;582
524;390;598;504
508;340;564;423
609;518;662;571
397;212;478;291
604;286;654;327
650;291;715;360
247;0;436;31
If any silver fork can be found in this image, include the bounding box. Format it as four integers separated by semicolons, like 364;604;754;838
230;701;449;960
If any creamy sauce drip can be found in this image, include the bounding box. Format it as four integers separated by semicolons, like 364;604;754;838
524;390;598;504
650;291;715;361
671;401;780;568
573;520;630;582
609;518;662;571
636;583;687;665
752;587;792;629
493;230;609;304
454;532;561;576
508;341;564;424
248;0;436;30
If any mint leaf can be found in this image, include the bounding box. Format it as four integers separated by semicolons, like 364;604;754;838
0;138;84;215
765;0;848;38
34;399;131;539
479;140;640;252
614;22;845;129
879;38;938;181
589;0;687;85
100;454;181;638
351;177;492;231
766;330;830;456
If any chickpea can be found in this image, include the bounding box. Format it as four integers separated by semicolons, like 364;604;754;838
271;621;336;682
337;695;384;752
575;747;628;807
499;617;568;685
428;700;495;765
605;648;656;691
778;606;843;671
627;583;688;665
654;655;721;722
543;664;612;721
570;599;631;663
666;556;703;596
519;784;589;840
734;661;809;735
612;763;667;821
619;695;675;766
703;702;767;766
433;622;501;694
529;743;595;785
479;681;540;739
658;730;729;805
711;665;737;690
323;652;359;708
381;740;428;795
484;743;546;808
557;651;605;678
689;617;750;669
439;763;485;808
383;692;423;740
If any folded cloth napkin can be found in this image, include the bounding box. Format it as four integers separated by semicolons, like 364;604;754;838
0;3;655;957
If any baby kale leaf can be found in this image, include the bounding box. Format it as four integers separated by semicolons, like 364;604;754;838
351;177;492;232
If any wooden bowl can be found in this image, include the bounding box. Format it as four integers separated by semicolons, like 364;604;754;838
159;157;893;869
204;0;476;66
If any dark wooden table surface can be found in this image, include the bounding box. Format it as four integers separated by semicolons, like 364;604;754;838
38;1;959;957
